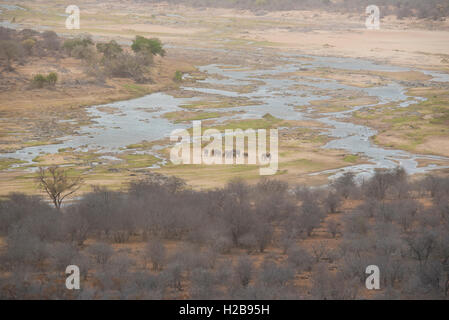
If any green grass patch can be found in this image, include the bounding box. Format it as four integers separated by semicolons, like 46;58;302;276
163;111;223;123
0;158;26;170
24;140;60;147
213;113;285;131
122;83;148;95
116;154;159;169
343;154;360;163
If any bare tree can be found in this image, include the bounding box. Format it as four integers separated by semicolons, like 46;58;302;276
37;166;83;209
0;40;24;72
311;241;329;263
325;191;342;213
327;219;340;238
363;168;392;200
330;172;356;199
145;240;166;271
88;242;114;266
287;246;314;272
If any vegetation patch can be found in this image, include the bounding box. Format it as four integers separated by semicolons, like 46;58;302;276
343;154;360;163
116;154;160;169
0;158;26;170
162;110;227;123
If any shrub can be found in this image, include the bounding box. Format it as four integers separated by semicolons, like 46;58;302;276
46;72;58;85
63;37;95;59
88;242;114;265
259;259;295;287
102;52;149;82
96;40;123;59
42;31;60;51
31;74;47;88
63;37;93;52
287;246;314;272
235;256;253;287
173;70;183;82
145;240;166;271
331;171;356;199
31;72;58;88
22;38;36;55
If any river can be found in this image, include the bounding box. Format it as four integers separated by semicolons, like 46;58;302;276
2;51;449;182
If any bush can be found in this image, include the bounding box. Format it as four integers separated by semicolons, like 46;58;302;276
42;31;60;51
173;70;183;82
96;40;123;59
88;242;114;265
63;37;93;52
235;256;253;287
31;72;58;88
259;259;295;287
32;74;46;88
102;52;149;82
145;240;166;271
46;72;58;85
2;171;449;299
287;246;314;272
325;191;342;213
22;38;36;55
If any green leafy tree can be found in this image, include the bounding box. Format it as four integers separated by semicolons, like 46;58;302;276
131;36;165;57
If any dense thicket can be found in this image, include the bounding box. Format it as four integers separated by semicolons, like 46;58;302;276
144;0;449;19
1;168;449;299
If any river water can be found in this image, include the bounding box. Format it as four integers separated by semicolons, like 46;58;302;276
2;52;449;181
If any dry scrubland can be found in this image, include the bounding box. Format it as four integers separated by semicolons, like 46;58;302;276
1;170;449;299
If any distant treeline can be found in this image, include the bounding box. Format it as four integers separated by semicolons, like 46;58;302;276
144;0;449;19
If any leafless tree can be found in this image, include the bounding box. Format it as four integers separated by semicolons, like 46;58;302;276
235;256;253;287
327;219;341;238
331;171;356;199
311;241;329;263
37;166;83;209
287;246;314;272
325;191;342;213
